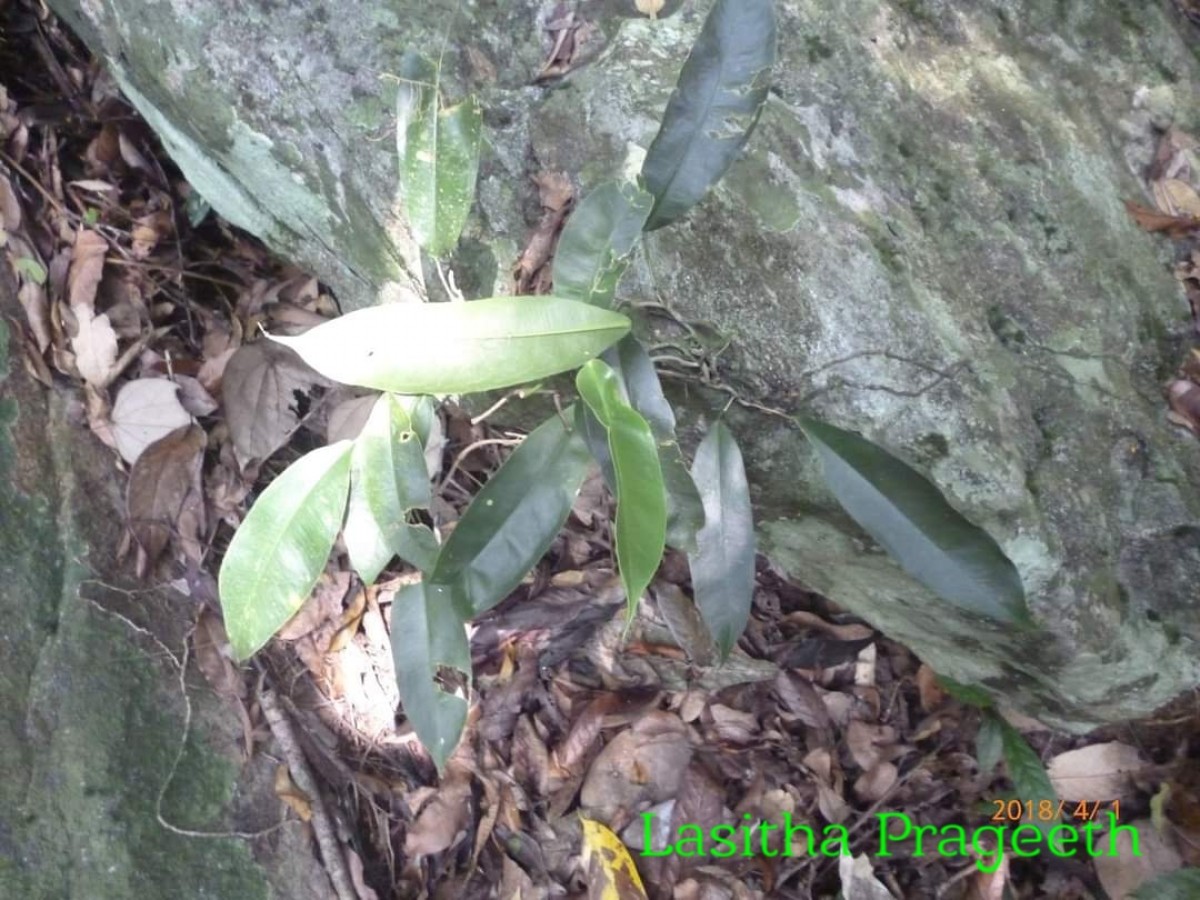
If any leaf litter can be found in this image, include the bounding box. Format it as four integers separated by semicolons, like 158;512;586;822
4;5;1200;900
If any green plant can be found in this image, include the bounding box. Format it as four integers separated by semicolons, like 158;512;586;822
218;0;1030;770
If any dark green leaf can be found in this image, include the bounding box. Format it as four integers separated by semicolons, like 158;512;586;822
798;417;1030;625
687;420;755;658
345;394;434;584
1132;869;1200;899
976;712;1004;775
219;441;353;660
553;181;652;308
641;0;777;230
430;410;591;618
271;296;630;395
576;360;667;616
396;53;482;258
389;582;470;771
993;711;1058;818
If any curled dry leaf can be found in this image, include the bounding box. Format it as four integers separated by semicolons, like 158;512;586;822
125;424;206;576
111;378;194;465
222;340;327;465
404;763;473;857
1046;741;1147;802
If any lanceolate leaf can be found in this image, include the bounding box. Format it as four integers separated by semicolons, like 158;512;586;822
396;53;483;258
798;417;1029;625
605;337;704;550
389;581;470;772
576;359;666;616
270;296;630;395
344;394;434;584
641;0;777;230
553;181;653;308
688;420;755;659
219;441;353;660
429;410;591;619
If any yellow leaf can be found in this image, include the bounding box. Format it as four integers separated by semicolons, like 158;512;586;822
634;0;665;20
274;764;313;822
580;817;648;900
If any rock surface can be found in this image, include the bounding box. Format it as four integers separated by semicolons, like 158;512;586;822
0;269;333;897
46;0;1200;728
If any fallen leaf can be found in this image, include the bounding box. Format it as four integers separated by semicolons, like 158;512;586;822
405;763;473;857
222;340;327;465
1125;200;1200;237
125;424;206;575
1094;818;1181;900
1167;380;1200;434
67;229;107;310
580;711;691;824
1047;742;1146;802
276;570;352;642
273;763;313;822
110;378;194;464
580;816;649;900
854;761;898;803
69;304;119;386
837;853;893;900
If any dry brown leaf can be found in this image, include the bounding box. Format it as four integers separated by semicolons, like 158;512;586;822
273;763;313;822
222;340;327;465
110;378;194;464
0;173;20;232
18;280;51;353
404;764;473;857
326;392;378;443
125;424;206;576
1153;178;1200;218
1167;380;1200;435
580;711;692;824
277;570;352;641
965;854;1010;900
635;0;666;18
837;854;893;900
1125;199;1200;237
915;663;946;712
67;229;107;310
846;720;897;771
1046;741;1146;802
193;607;244;698
1093;818;1181;899
853;761;898;803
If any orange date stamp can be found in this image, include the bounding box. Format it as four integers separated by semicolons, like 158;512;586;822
989;799;1120;823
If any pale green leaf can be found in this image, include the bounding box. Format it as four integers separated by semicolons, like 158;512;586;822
389;581;470;772
576;359;666;616
687;420;755;659
799;417;1030;625
641;0;777;230
270;296;630;395
345;394;434;583
396;53;482;258
219;441;353;660
553;181;652;308
430;410;591;618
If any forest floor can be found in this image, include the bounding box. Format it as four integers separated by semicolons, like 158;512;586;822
2;2;1199;898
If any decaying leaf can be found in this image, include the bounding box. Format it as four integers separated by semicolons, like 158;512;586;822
405;763;473;857
1046;741;1146;802
125;424;206;575
67;228;107;309
110;378;194;465
222;340;327;465
580;711;691;823
274;763;313;822
580;817;649;900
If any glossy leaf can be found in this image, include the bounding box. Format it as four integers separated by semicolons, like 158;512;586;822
605;337;704;550
396;53;482;258
576;359;666;616
389;581;470;772
798;417;1030;625
553;181;652;308
219;441;353;660
687;420;755;659
641;0;777;230
344;394;435;584
270;296;630;395
429;410;591;618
